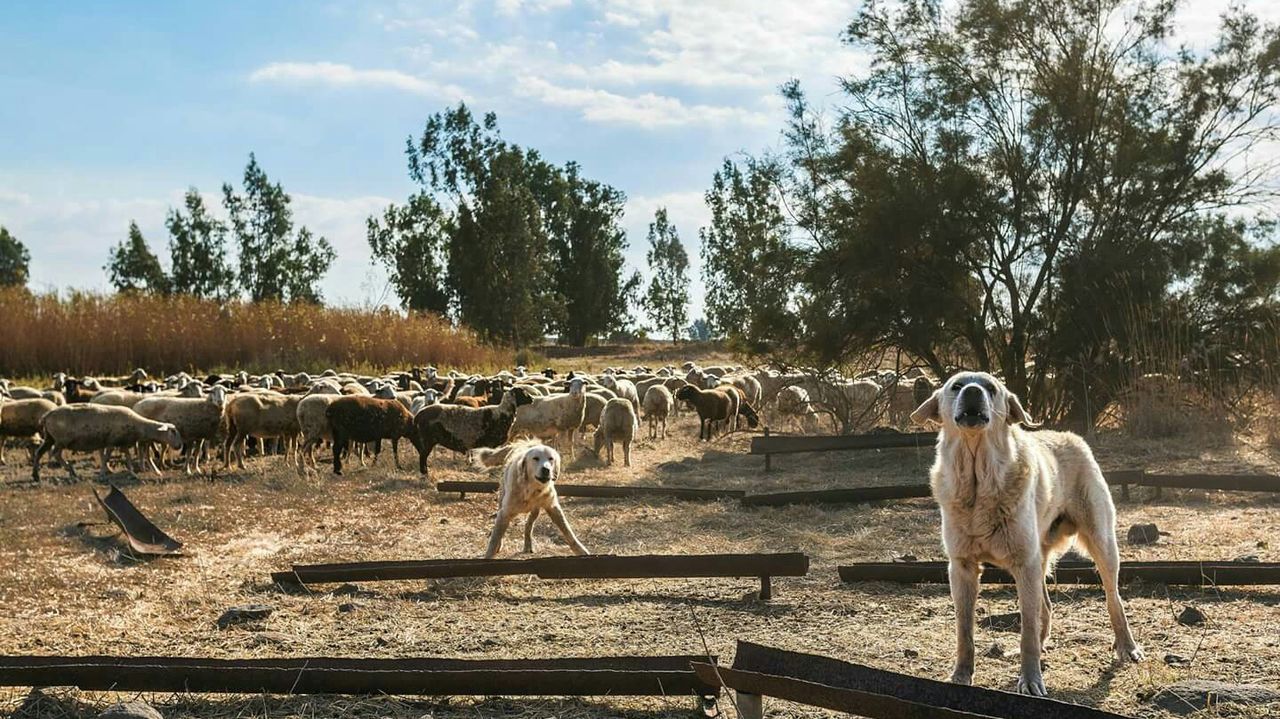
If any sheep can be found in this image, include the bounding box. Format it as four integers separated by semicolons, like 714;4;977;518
222;392;302;470
509;378;587;457
62;378;99;404
6;386;48;400
600;375;640;416
592;397;638;467
33;404;182;481
579;393;608;434
0;398;57;465
295;393;340;475
89;390;151;408
674;385;734;441
413;388;534;480
133;386;228;474
325;396;422;475
641;384;673;440
776;386;822;433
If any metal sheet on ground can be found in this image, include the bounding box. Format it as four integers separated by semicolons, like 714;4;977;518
0;654;718;696
93;485;183;555
837;560;1280;585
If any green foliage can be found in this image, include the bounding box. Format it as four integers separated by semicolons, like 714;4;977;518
381;103;639;345
106;221;169;294
699;157;802;354
701;0;1280;426
687;317;715;342
223;153;335;304
643;207;690;341
0;226;30;287
166;189;236;300
367;192;451;314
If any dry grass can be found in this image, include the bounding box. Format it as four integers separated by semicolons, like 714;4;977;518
0;408;1277;717
0;289;505;377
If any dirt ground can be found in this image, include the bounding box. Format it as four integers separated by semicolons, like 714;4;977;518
0;405;1277;718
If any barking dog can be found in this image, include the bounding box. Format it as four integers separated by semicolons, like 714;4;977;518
912;371;1143;696
478;439;589;559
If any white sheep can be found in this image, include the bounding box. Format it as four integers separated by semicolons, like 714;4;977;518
510;377;587;457
0;398;58;465
33;404;182;480
295;393;341;475
133;386;228;474
599;374;640;416
640;384;673;440
592;397;638;467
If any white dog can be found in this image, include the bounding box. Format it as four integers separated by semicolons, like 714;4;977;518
912;371;1143;696
479;439;589;559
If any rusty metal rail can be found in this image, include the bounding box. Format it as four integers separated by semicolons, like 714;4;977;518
741;484;932;507
437;480;745;501
274;553;809;601
693;641;1132;719
0;654;718;697
837;560;1280;585
93;485;182;555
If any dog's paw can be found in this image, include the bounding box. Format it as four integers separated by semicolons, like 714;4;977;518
1016;672;1048;697
949;668;973;685
1118;642;1145;664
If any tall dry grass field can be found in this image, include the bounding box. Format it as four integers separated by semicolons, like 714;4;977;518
0;288;505;376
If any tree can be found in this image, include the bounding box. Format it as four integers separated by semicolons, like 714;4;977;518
386;103;639;345
106;221;169;293
222;153;335;303
643;208;690;341
540;163;639;345
0;226;30;287
166;189;236;300
687;317;715;342
367;192;451;314
703;0;1280;426
699;157;802;354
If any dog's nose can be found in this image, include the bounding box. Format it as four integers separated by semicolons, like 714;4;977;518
536;468;553;483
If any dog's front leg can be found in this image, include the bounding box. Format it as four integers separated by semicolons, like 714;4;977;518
546;502;589;555
485;510;513;559
948;558;980;685
1013;560;1047;696
523;507;541;554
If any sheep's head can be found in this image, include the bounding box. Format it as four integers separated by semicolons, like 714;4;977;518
567;377;586;396
505;387;534;409
208;385;228;407
373;383;397;400
130;368;148;382
674;385;697;402
157;423;183;450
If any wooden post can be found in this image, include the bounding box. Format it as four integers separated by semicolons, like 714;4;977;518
759;576;772;601
1121;482;1129;501
763;427;772;473
735;691;764;719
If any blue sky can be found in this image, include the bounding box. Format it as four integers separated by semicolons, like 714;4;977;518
1;0;1272;320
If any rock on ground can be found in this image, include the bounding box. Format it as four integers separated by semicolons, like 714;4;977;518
99;701;163;719
1151;680;1280;715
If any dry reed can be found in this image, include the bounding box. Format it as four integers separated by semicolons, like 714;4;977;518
0;288;506;377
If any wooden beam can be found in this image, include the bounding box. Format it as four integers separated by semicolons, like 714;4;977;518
837;560;1280;586
749;432;937;456
437;481;745;501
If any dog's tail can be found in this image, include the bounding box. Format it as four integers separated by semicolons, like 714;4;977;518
470;444;515;469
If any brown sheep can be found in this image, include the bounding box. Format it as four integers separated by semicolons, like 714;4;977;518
222;392;302;470
325;396;422;475
674;385;733;441
0;398;58;464
414;388;533;480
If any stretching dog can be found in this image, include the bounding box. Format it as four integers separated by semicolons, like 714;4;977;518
474;439;589;559
912;371;1143;696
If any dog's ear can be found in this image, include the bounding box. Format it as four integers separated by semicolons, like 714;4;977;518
1007;393;1041;429
910;390;941;426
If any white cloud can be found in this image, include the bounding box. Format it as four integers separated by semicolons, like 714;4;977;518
496;0;571;16
248;61;468;100
516;76;769;128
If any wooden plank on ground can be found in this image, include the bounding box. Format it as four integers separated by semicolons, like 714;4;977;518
837;560;1280;586
437;480;745;501
741;485;932;507
749;432;936;456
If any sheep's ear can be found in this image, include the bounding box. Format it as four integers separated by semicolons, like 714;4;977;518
910;390;942;426
1007;393;1040;429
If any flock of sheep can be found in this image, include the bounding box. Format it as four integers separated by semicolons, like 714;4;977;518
0;363;937;481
